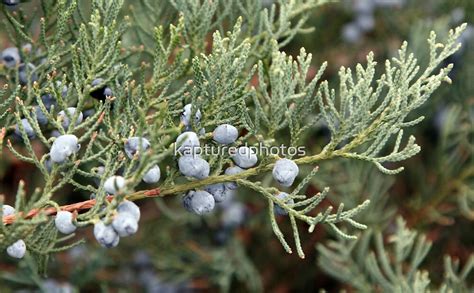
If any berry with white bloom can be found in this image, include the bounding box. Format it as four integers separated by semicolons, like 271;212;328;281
175;131;200;155
272;158;299;187
213;124;238;144
342;23;362;44
274;192;295;216
112;212;138;237
2;204;15;216
143;165;161;184
14;118;35;139
221;202;246;228
224;166;244;190
355;13;375;32
58;107;83;129
178;156;210;179
35;106;48;125
180;104;202;127
117;200;141;221
231;147;258;169
50;134;80;163
104;175;126;195
94;221;120;248
41;93;57;110
204;183;229;202
90;78;113;101
183;190;215;215
18;63;38;85
1;47;20;68
6;239;26;259
54;211;77;234
124;137;150;159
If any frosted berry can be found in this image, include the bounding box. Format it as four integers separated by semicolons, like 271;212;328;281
224;166;244;190
54;211;77;234
272;158;299;187
180;104;202;127
204;183;229;202
353;0;374;14
183;190;215;215
355;14;375;32
2;0;19;7
41;93;57;110
175;131;200;155
231;146;258;169
2;204;15;216
50;134;80;163
19;63;38;85
14;118;35;139
117;200;140;221
90;78;113;101
112;212;138;237
104;175;126;195
274;192;294;216
178;156;210;179
213;124;238;144
35;106;48;125
143;165;161;184
124;137;150;159
6;239;26;259
221;202;246;228
342;23;362;44
1;47;20;68
94;221;120;248
58;107;83;129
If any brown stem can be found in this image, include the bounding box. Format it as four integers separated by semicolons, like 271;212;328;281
2;189;161;225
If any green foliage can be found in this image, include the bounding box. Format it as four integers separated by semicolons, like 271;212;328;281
0;0;471;291
317;217;474;292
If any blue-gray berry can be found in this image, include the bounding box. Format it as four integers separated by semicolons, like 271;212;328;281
204;183;230;202
112;212;138;237
2;0;19;6
272;158;299;187
178;156;210;179
19;63;38;85
274;192;294;216
90;78;113;101
6;239;26;259
94;221;120;248
35;106;48;125
224;166;244;190
143;165;160;184
14;118;35;139
213;124;238;144
2;204;15;216
41;93;57;110
58;107;83;129
342;23;362;44
54;211;77;234
50;134;80;163
175;131;200;155
124;137;150;159
104;175;126;195
1;47;20;68
231;147;258;169
221;202;246;228
117;200;141;221
183;190;215;215
355;13;375;32
180;104;202;127
353;0;374;14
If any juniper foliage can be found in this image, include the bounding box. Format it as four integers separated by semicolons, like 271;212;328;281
0;0;472;290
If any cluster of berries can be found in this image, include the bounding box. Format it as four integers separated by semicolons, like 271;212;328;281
1;44;39;85
2;205;26;259
177;104;300;217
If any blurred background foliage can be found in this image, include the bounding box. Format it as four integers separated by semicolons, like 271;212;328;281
0;0;472;292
